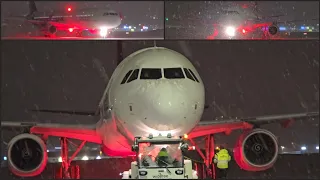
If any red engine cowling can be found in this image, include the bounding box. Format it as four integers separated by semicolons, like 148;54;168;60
101;145;135;157
7;134;48;177
233;128;279;171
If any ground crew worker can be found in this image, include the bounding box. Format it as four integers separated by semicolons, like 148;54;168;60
156;147;170;167
213;146;231;179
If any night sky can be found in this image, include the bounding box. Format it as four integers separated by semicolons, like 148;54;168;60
1;40;319;154
165;1;319;24
1;1;164;27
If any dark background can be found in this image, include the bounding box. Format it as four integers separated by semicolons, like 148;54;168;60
1;40;319;156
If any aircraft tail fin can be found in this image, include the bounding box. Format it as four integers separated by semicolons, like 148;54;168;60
26;1;37;19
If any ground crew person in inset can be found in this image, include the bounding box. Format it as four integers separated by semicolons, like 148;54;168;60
213;146;231;179
156;147;170;167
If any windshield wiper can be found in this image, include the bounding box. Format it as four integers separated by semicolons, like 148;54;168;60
154;156;171;174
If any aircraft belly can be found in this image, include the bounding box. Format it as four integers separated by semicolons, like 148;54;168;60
95;118;132;156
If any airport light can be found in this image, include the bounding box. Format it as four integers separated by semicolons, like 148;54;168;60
82;156;89;161
301;146;307;151
58;157;62;162
225;26;236;37
316;146;319;150
99;26;108;37
68;28;73;33
96;156;102;160
3;156;7;161
281;146;285;150
47;150;50;152
183;134;188;139
279;27;286;31
67;7;72;12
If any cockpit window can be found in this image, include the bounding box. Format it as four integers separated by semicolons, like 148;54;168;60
140;68;162;79
188;69;199;82
164;68;185;79
121;70;133;84
127;69;139;83
183;68;196;81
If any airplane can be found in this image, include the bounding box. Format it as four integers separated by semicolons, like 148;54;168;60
207;1;319;39
2;1;122;38
166;1;318;39
1;46;319;178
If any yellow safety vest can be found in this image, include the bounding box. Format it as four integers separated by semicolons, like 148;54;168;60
158;151;169;157
214;149;231;169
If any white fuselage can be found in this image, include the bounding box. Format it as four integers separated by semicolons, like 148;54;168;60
34;8;121;30
96;47;205;156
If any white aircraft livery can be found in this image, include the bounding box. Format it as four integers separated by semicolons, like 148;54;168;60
1;47;318;178
3;1;122;37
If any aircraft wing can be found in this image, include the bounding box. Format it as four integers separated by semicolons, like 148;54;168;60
1;121;102;144
189;111;319;138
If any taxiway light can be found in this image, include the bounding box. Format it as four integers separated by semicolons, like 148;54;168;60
82;156;89;160
96;156;102;160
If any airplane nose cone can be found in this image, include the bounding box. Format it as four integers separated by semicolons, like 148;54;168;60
141;81;193;131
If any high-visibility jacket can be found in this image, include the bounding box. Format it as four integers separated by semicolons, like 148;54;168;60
157;150;169;157
213;149;231;169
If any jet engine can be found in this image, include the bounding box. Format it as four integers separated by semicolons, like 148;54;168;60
7;133;48;177
48;25;57;34
268;25;278;35
233;128;278;171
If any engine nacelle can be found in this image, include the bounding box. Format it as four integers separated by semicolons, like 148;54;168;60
268;25;278;35
233;129;278;171
48;25;57;34
7;134;48;177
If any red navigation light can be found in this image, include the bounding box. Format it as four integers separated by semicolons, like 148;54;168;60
67;7;72;12
242;4;248;9
242;29;246;34
68;28;73;32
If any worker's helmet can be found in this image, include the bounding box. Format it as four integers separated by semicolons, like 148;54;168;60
161;147;167;152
